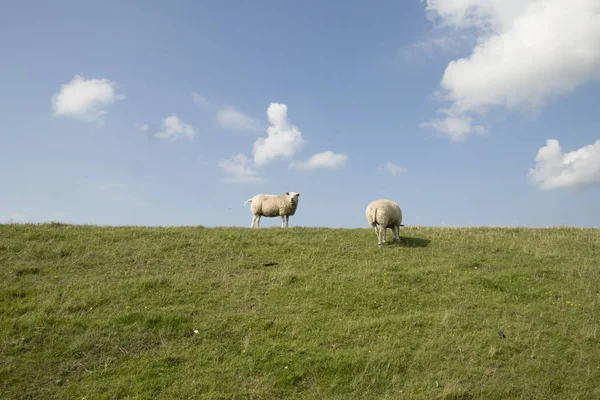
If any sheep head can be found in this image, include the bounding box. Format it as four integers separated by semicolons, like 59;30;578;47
285;191;300;204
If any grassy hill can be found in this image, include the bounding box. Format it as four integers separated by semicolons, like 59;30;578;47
1;224;599;399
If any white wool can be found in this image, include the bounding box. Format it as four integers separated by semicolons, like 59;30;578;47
244;192;300;228
366;199;403;247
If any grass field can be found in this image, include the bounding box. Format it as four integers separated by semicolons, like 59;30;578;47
1;224;599;399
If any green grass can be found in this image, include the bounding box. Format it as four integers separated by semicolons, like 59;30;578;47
1;224;600;399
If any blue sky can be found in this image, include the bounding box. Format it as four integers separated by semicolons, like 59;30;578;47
1;0;600;228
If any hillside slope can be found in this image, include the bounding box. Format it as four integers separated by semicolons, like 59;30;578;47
1;224;599;399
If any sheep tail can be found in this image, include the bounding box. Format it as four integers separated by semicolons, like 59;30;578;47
372;207;377;225
244;198;253;206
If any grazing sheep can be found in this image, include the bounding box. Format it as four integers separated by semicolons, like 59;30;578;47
244;192;301;228
365;199;403;247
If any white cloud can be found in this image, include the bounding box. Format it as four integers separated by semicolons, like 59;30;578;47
422;0;600;139
51;74;124;121
419;114;486;142
379;162;407;177
218;153;264;183
216;108;262;131
155;115;196;141
528;139;600;190
253;103;305;166
290;151;348;170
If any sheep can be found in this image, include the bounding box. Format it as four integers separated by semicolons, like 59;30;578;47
244;192;301;228
365;199;404;247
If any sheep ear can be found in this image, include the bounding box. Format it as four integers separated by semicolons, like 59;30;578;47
297;193;300;196
285;192;289;195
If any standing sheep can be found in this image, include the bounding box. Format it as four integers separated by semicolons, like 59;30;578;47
244;192;301;228
365;199;403;247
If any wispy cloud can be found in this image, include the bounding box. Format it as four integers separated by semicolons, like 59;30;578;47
218;153;264;183
400;33;474;63
419;111;487;142
134;123;150;133
192;92;261;132
379;162;407;176
290;151;348;170
216;108;262;131
192;92;211;109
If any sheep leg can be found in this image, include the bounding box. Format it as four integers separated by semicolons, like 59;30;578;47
393;224;400;243
285;215;289;228
382;226;387;244
251;215;256;228
373;223;380;247
256;215;261;228
372;224;379;236
281;216;285;228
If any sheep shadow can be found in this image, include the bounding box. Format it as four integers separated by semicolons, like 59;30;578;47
395;236;431;248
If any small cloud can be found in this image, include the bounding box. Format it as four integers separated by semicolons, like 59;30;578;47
192;92;212;109
253;103;305;166
528;139;600;190
379;162;407;176
51;74;124;122
193;92;261;132
219;153;264;183
400;33;474;63
155;115;196;141
411;36;465;53
290;151;348;170
419;113;486;142
216;108;262;131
